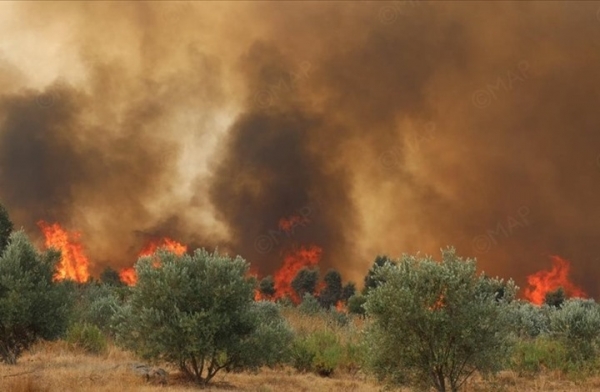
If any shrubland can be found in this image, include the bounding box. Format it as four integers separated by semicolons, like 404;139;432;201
3;202;600;390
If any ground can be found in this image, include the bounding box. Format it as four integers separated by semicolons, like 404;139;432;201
2;341;600;392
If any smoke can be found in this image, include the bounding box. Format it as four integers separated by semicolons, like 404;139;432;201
1;2;600;295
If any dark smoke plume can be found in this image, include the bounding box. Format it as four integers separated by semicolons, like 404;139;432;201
1;2;600;294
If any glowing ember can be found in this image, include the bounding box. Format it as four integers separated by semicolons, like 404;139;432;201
119;267;137;286
273;244;322;303
38;221;90;283
119;237;187;286
524;255;586;305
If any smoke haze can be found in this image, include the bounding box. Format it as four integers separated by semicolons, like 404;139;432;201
1;2;600;294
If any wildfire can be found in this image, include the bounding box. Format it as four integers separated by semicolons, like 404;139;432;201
273;244;322;303
119;237;187;286
38;221;90;283
523;255;586;305
119;267;137;286
138;237;187;257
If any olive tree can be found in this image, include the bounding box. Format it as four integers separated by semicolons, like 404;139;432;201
115;249;290;385
0;231;72;364
548;298;600;362
364;248;517;392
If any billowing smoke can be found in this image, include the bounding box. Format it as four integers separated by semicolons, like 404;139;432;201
1;2;600;295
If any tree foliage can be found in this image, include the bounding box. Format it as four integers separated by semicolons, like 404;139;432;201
258;275;276;298
362;255;394;295
0;203;14;255
319;269;342;308
548;298;600;362
364;248;517;392
341;282;356;303
100;267;125;287
0;231;72;364
115;249;287;385
544;287;566;308
291;268;319;300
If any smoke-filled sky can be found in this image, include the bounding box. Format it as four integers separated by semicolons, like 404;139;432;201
1;2;600;294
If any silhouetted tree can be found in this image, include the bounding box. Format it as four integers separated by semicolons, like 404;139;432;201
259;275;276;298
291;268;319;300
544;287;566;308
319;269;343;308
341;282;356;303
362;255;394;295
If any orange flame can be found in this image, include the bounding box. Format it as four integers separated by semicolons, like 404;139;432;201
119;237;187;286
273;245;322;303
335;300;347;313
524;255;586;305
38;221;90;283
119;267;137;286
138;237;187;257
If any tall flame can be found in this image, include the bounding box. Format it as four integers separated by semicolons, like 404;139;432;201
38;221;90;283
523;255;586;305
273;244;322;303
119;237;187;286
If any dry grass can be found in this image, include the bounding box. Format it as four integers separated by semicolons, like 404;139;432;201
3;316;600;391
0;341;382;392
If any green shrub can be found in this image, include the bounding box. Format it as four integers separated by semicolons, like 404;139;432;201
326;308;349;327
71;283;122;335
510;301;550;338
548;298;600;363
347;294;366;316
511;336;568;375
298;293;321;315
339;340;363;375
0;231;73;364
290;337;315;373
290;330;343;376
66;323;107;354
231;301;294;371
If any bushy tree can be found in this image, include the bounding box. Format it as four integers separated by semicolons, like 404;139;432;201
230;301;294;370
347;294;367;316
291;268;319;300
548;298;600;362
0;203;14;254
319;269;342;308
364;248;517;392
510;300;550;338
258;275;276;298
115;249;285;385
0;231;73;364
362;255;394;295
